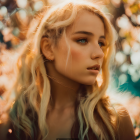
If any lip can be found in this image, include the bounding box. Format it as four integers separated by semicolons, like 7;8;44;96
87;69;99;74
87;64;100;74
87;64;100;70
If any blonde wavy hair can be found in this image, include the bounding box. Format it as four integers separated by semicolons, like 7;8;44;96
9;0;119;140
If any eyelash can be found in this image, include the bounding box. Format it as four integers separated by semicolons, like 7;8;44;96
76;38;105;47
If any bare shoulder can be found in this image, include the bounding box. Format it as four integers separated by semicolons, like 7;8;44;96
116;106;135;140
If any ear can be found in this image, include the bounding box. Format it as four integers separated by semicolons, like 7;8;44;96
40;37;54;61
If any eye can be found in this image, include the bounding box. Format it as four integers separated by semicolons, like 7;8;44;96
98;42;105;47
77;38;88;44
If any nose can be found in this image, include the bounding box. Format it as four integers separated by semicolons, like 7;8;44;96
90;44;104;60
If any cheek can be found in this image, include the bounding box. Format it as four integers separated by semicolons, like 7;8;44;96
70;48;85;62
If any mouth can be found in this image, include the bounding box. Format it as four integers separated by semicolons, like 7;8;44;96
87;64;100;71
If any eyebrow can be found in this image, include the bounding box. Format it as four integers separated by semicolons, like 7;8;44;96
72;31;105;39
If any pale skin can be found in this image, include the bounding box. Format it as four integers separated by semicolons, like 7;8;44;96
40;10;135;140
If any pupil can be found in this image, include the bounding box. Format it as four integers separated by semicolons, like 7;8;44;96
80;39;85;43
99;42;102;47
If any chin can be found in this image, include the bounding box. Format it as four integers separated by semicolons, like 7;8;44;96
81;79;96;85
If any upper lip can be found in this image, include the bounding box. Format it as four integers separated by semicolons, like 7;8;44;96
87;64;100;70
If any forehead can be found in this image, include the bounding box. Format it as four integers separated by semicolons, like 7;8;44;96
67;10;105;36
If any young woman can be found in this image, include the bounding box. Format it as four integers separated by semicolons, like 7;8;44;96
0;0;135;140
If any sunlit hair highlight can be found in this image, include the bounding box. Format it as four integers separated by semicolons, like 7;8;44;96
9;0;119;140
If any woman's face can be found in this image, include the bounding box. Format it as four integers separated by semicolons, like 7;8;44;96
52;10;105;85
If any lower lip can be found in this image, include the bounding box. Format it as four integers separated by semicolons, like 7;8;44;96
87;69;99;74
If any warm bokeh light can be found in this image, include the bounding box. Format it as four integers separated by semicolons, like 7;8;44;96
16;0;27;8
116;15;130;29
0;6;7;16
8;129;12;133
96;74;103;87
33;1;44;11
18;9;27;20
115;51;127;65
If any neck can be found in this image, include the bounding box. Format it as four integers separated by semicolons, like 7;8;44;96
48;75;81;111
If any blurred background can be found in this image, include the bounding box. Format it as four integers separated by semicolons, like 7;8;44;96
0;0;140;139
